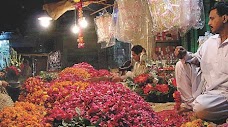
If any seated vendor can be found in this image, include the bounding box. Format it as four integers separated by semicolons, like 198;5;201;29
112;45;148;82
119;60;133;76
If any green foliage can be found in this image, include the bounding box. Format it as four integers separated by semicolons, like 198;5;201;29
58;108;96;127
39;71;58;82
9;48;23;68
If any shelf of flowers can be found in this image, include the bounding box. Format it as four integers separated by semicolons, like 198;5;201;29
0;62;227;127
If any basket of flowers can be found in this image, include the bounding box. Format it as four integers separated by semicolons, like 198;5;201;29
125;71;177;103
4;48;23;88
5;66;21;88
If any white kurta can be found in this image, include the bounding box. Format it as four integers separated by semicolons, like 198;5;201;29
122;53;148;79
175;60;202;109
175;34;228;121
133;53;147;77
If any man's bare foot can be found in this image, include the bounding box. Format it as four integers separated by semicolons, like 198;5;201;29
177;107;192;114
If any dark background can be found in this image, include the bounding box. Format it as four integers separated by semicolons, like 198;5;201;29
0;0;114;32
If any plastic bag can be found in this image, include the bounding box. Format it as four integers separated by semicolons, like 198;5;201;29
115;0;148;43
0;86;14;110
94;13;113;44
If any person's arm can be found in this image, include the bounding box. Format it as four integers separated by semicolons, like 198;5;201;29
175;46;202;66
111;71;134;82
185;44;203;66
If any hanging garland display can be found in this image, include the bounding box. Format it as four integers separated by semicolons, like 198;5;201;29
74;1;85;48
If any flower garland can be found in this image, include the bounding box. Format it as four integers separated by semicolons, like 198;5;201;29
75;0;84;48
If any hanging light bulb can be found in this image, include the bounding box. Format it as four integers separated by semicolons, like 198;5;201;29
79;17;88;28
71;24;80;34
38;16;52;28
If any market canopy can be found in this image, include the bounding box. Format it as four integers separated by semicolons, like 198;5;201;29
43;0;114;20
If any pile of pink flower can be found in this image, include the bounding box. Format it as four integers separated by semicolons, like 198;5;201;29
45;81;163;126
72;62;111;77
16;62;163;126
58;62;111;82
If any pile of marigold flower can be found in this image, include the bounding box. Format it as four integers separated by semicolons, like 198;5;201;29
0;102;50;127
18;77;50;106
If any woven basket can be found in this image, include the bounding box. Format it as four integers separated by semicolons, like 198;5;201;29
0;86;14;110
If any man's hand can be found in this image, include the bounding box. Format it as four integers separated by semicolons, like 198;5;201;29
111;75;123;82
0;80;9;87
177;106;192;114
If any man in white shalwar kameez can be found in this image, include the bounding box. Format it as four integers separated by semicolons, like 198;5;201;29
175;2;228;122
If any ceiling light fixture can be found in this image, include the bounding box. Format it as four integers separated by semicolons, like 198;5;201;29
79;17;88;28
38;15;52;28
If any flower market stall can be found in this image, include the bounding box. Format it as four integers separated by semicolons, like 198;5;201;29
0;0;227;127
0;62;227;127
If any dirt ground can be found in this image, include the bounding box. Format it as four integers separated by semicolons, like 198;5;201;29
150;102;175;112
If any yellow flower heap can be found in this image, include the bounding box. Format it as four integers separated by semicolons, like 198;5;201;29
18;77;49;106
0;102;48;127
58;67;91;79
48;80;89;105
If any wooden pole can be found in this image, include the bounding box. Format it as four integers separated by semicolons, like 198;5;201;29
90;4;113;15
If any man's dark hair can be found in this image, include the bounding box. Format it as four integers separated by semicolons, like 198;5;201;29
210;2;228;16
131;45;143;55
176;47;187;59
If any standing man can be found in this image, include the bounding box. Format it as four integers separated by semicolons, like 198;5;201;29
20;59;32;79
175;2;228;122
